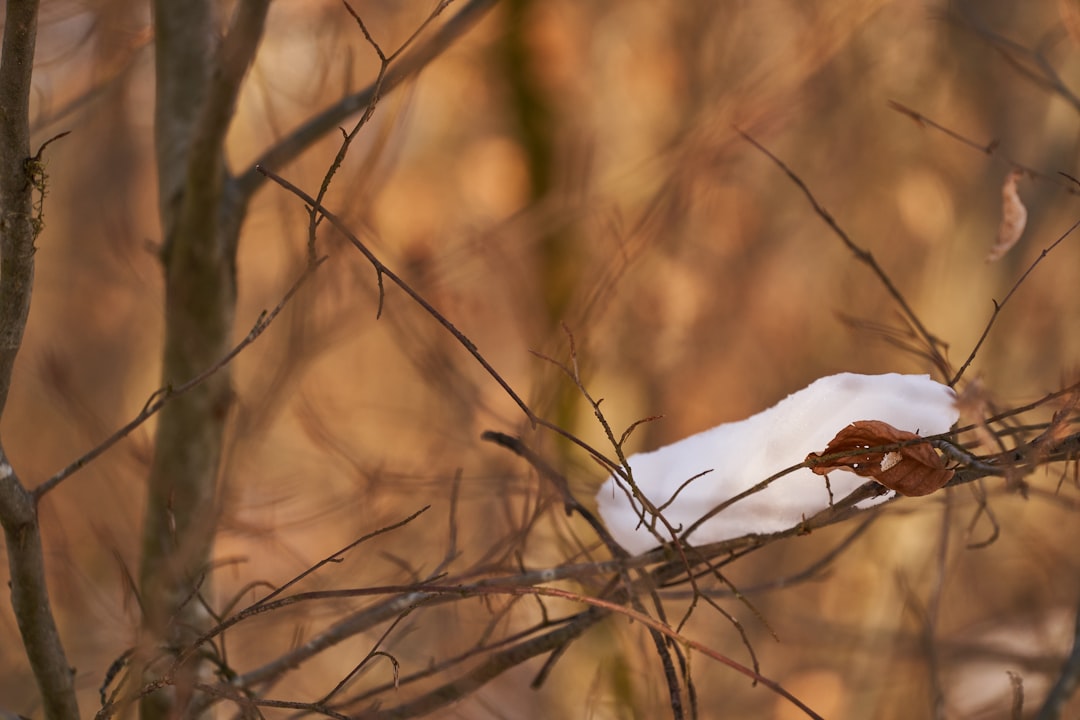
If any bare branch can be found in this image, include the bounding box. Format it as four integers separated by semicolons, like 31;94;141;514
246;505;430;610
257;165;539;425
480;430;626;555
34;258;325;499
950;219;1080;386
951;4;1080;114
736;128;953;381
0;452;79;720
152;409;1080;720
184;0;271;200
176;582;823;720
235;0;498;202
887;101;1080;197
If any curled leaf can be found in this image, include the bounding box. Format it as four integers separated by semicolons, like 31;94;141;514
806;420;953;497
987;170;1027;262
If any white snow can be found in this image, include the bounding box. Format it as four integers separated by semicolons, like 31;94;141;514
595;373;958;554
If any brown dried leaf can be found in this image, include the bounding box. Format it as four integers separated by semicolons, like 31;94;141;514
806;420;954;497
987;170;1027;262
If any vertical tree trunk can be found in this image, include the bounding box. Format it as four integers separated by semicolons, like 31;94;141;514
0;2;80;718
138;1;267;716
138;2;226;717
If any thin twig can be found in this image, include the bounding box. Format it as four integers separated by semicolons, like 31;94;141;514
34;258;327;499
951;4;1080;114
246;505;430;610
480;431;625;554
736;128;952;380
188;583;824;720
888;100;1080;198
257;165;538;426
884;101;1080;385
660;515;878;598
950;217;1080;386
234;0;497;202
888;100;999;155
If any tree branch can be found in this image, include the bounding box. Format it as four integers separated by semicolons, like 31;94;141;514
33;258;324;500
0;454;79;720
234;0;499;202
139;5;273;718
951;4;1080;114
181;0;270;262
736;128;952;381
0;2;81;717
257;165;538;425
0;0;40;417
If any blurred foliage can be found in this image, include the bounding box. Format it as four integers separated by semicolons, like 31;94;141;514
3;0;1080;718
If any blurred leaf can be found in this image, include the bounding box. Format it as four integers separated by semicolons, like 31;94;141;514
987;170;1028;262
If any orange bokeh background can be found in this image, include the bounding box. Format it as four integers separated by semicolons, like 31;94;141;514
3;1;1080;717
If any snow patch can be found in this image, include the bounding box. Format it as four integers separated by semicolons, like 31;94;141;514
596;373;958;554
879;451;902;472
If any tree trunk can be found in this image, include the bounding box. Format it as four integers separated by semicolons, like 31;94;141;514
138;1;266;717
0;1;80;718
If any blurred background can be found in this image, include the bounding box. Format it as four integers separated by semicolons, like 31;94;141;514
3;0;1080;717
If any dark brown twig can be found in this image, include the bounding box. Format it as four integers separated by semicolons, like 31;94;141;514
736;128;952;380
949;218;1080;386
479;431;623;553
34;258;327;499
888;100;1080;198
257;165;538;426
234;0;498;202
178;583;823;720
246;505;430;610
304;1;447;266
951;4;1080;114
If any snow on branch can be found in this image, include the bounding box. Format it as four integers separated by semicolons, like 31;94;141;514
597;373;958;554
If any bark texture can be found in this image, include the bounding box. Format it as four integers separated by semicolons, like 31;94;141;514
0;1;80;718
138;2;268;717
